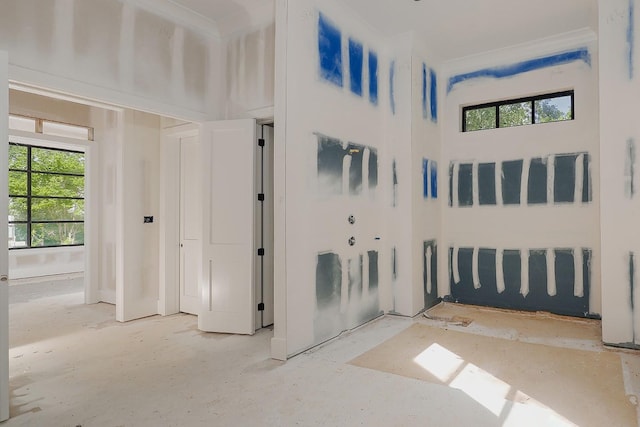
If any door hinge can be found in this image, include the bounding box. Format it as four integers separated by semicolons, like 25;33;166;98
258;302;265;311
257;248;265;256
258;138;265;147
258;193;265;201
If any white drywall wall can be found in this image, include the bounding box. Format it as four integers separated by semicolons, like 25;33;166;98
9;247;84;279
410;37;442;314
225;22;276;119
280;0;423;355
442;31;600;316
599;0;640;347
0;0;223;121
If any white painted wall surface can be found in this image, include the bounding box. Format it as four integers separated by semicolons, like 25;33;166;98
226;22;276;119
410;39;442;313
384;33;414;317
271;0;288;361
442;31;600;315
599;0;640;347
0;0;223;121
9;247;84;280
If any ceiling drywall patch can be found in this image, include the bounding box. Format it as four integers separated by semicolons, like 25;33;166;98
446;47;591;93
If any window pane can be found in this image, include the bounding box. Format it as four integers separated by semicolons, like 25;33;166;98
465;107;496;131
31;147;84;174
9;115;36;132
9;171;27;196
8;197;27;221
535;95;572;123
8;223;28;248
31;173;84;198
499;102;532;128
31;222;84;247
32;198;84;221
42;121;90;140
9;144;27;170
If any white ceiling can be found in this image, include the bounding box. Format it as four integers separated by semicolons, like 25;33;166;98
169;0;597;59
170;0;265;23
169;0;274;36
341;0;598;60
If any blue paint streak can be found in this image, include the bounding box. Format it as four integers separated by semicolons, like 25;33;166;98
430;161;438;198
390;60;396;115
429;68;438;123
447;48;591;93
318;13;343;87
348;38;364;96
423;159;429;198
422;63;428;119
629;0;635;80
368;51;379;105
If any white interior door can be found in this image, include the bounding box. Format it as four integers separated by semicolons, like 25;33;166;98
179;135;201;315
0;50;10;423
198;119;256;335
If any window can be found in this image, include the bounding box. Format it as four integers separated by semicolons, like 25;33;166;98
463;90;574;132
8;143;85;249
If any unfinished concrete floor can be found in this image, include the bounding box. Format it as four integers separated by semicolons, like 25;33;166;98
3;277;640;426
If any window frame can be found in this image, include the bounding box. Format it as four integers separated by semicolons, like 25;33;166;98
462;90;575;132
8;141;86;250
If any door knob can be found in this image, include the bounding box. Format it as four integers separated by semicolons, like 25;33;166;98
348;236;356;246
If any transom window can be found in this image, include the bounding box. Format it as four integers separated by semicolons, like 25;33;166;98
462;90;574;132
9;114;94;140
8;143;85;249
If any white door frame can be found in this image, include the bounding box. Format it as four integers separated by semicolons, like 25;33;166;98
159;123;199;316
1;50;10;423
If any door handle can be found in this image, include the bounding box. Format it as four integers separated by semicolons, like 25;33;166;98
0;275;7;282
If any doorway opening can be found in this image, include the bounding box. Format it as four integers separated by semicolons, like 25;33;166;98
161;120;275;332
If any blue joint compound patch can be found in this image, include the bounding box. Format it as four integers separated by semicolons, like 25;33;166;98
430;68;438;122
447;48;591;93
318;13;343;87
369;51;379;105
348;38;364;96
